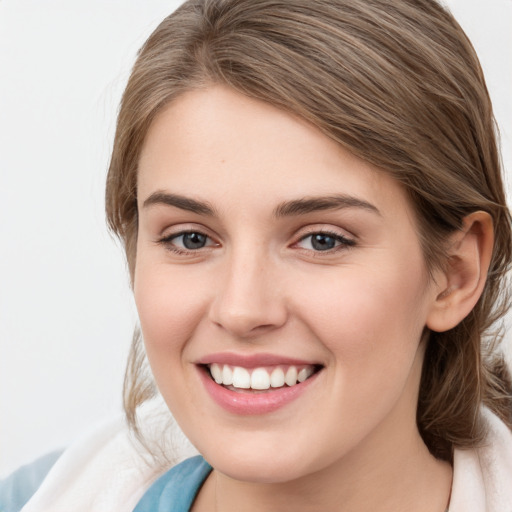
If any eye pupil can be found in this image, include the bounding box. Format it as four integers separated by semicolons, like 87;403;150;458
311;234;336;251
183;232;207;249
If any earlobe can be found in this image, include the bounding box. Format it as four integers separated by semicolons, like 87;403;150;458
426;211;494;333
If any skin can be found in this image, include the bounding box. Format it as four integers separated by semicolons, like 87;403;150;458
134;85;456;511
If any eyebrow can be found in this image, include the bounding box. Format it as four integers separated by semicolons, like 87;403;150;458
142;192;217;216
142;191;380;218
273;195;380;218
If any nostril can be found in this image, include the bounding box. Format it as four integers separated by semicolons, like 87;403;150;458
209;310;287;339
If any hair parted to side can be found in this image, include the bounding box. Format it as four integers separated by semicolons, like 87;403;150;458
106;0;512;462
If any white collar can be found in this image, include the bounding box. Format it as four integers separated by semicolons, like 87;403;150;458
450;407;512;511
23;405;512;512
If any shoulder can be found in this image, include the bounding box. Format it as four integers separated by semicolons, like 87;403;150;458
12;407;198;512
132;456;212;512
451;407;512;512
14;415;156;512
0;451;63;512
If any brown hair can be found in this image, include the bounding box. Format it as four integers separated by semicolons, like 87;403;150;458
106;0;512;461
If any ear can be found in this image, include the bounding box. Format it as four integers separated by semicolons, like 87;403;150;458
426;211;494;333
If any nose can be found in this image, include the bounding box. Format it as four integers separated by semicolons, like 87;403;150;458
208;248;288;339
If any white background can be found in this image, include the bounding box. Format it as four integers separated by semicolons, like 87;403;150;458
0;0;511;477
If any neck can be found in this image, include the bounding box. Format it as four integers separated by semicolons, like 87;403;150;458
194;421;452;512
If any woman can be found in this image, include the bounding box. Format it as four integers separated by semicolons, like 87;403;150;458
3;0;511;510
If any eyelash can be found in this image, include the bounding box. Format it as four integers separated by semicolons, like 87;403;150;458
157;229;356;255
295;229;356;253
157;230;217;255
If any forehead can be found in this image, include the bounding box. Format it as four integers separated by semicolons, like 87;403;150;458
137;85;411;221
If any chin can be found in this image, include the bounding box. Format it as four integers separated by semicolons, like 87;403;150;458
212;455;310;484
197;435;331;484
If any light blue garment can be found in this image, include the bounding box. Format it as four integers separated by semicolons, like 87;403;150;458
133;456;212;512
0;451;63;512
0;453;210;512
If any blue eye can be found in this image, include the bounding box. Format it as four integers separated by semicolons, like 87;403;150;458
297;232;355;252
160;231;214;252
310;233;337;251
179;232;208;249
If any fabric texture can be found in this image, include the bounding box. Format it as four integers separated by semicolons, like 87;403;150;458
0;452;62;512
132;456;211;512
16;405;198;512
449;407;512;511
3;405;511;512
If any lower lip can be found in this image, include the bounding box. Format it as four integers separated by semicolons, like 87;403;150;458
197;366;320;415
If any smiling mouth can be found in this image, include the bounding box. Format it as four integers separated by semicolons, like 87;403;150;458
205;363;323;393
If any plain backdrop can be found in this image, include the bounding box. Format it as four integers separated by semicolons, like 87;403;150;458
0;0;511;477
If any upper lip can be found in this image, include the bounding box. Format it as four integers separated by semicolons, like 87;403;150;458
195;352;321;368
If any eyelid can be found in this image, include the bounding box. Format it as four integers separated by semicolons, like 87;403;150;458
166;231;216;245
154;223;356;256
157;221;217;241
156;225;220;254
292;226;356;252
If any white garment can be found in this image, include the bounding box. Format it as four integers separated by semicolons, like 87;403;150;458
22;403;198;512
22;406;512;512
450;407;512;511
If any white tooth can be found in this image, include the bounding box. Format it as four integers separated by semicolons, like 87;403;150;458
210;363;222;384
222;365;233;386
232;367;251;389
285;366;298;386
270;367;285;388
251;368;270;390
297;367;313;383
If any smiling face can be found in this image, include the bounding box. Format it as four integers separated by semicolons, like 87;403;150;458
134;85;442;484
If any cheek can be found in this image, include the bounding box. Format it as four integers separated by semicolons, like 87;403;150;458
294;260;429;375
133;261;209;362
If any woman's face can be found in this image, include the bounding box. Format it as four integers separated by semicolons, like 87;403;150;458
135;85;442;483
